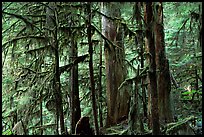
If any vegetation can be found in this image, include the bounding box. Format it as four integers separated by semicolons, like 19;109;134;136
2;2;202;135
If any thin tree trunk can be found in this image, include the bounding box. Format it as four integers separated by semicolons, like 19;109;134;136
128;66;143;134
97;6;103;128
53;30;65;135
40;92;43;135
98;33;103;128
144;2;160;135
46;2;65;134
135;2;147;120
87;2;99;135
40;12;43;136
70;34;81;134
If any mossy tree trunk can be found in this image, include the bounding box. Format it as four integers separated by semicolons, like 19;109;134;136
98;21;103;128
144;2;160;135
70;32;81;134
101;2;130;127
46;2;65;135
87;2;99;135
154;2;173;125
134;2;148;121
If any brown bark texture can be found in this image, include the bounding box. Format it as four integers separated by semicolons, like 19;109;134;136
101;2;130;127
135;2;148;120
70;35;81;134
46;2;65;134
154;2;173;125
144;2;160;135
87;2;99;135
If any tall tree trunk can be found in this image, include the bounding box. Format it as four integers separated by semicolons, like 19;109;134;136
144;2;160;135
39;15;43;135
40;92;43;135
70;33;81;134
97;6;103;128
154;2;173;125
101;2;130;127
134;2;147;120
98;29;103;128
128;65;144;134
87;2;99;135
46;2;65;134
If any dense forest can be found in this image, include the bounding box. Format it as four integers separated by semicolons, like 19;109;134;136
2;2;202;135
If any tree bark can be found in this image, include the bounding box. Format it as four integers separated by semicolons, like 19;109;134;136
154;2;173;125
101;2;130;127
46;2;65;134
87;2;99;135
98;28;103;128
144;2;160;135
135;2;147;120
40;92;43;135
70;33;81;134
128;76;143;134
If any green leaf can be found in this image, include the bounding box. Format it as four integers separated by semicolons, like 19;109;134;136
181;91;191;95
181;96;191;100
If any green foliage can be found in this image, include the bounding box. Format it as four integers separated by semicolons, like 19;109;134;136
181;89;202;100
2;129;13;135
2;2;202;135
164;2;202;97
